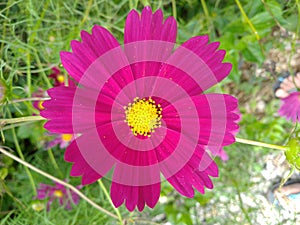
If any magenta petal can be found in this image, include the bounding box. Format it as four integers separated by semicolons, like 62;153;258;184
160;16;177;42
278;92;300;122
42;85;112;133
61;25;120;83
167;171;195;197
193;94;239;147
167;147;218;197
124;6;177;43
60;51;87;82
110;182;160;211
165;36;232;92
65;140;102;185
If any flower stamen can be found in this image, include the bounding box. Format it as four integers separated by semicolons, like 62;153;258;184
124;97;162;137
38;100;45;110
53;190;64;198
61;134;73;142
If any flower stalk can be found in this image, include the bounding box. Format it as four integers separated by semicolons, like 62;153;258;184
98;180;124;225
0;147;119;220
236;137;287;151
0;116;45;125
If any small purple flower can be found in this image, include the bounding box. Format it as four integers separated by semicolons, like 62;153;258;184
45;133;74;149
278;92;300;122
36;181;81;210
32;88;47;111
49;67;66;87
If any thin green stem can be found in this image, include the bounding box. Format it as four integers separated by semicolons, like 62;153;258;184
0;97;50;106
98;180;124;225
47;149;63;178
79;0;93;27
201;0;209;17
0;121;33;132
0;147;119;220
33;51;52;89
140;0;150;7
0;0;12;59
0;116;45;125
235;0;260;41
200;0;214;35
288;0;300;74
26;55;32;98
236;137;287;151
232;180;253;225
26;0;50;97
171;0;177;20
279;167;294;189
11;127;37;195
260;0;285;30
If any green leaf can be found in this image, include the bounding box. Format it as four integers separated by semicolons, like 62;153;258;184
0;168;8;180
17;124;32;139
285;138;300;169
242;42;264;64
179;213;193;225
266;0;287;25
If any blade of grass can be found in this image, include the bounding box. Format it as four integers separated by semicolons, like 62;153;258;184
0;147;120;221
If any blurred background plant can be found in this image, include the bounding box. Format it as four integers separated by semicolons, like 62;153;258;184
0;0;299;224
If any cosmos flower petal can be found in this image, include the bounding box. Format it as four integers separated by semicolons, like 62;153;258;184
124;6;177;43
195;94;239;147
65;132;115;185
66;141;102;184
42;85;112;133
61;26;121;83
162;94;239;148
161;36;232;94
41;86;75;133
139;183;161;210
167;147;217;197
60;52;86;82
111;181;160;211
208;146;229;161
278;92;300;122
123;7;176;90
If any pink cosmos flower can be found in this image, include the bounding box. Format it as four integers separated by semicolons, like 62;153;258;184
278;92;300;122
45;133;74;149
32;88;47;111
41;7;240;211
49;67;66;87
36;181;81;210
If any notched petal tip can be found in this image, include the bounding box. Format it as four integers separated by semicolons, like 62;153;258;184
207;41;220;52
142;5;152;14
70;40;82;52
91;25;113;39
128;8;139;17
153;8;163;17
80;30;92;41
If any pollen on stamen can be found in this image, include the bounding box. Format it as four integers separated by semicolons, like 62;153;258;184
124;97;162;137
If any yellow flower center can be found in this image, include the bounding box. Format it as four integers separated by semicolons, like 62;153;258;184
53;190;64;198
61;134;73;142
57;74;65;83
38;100;45;110
124;97;162;137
